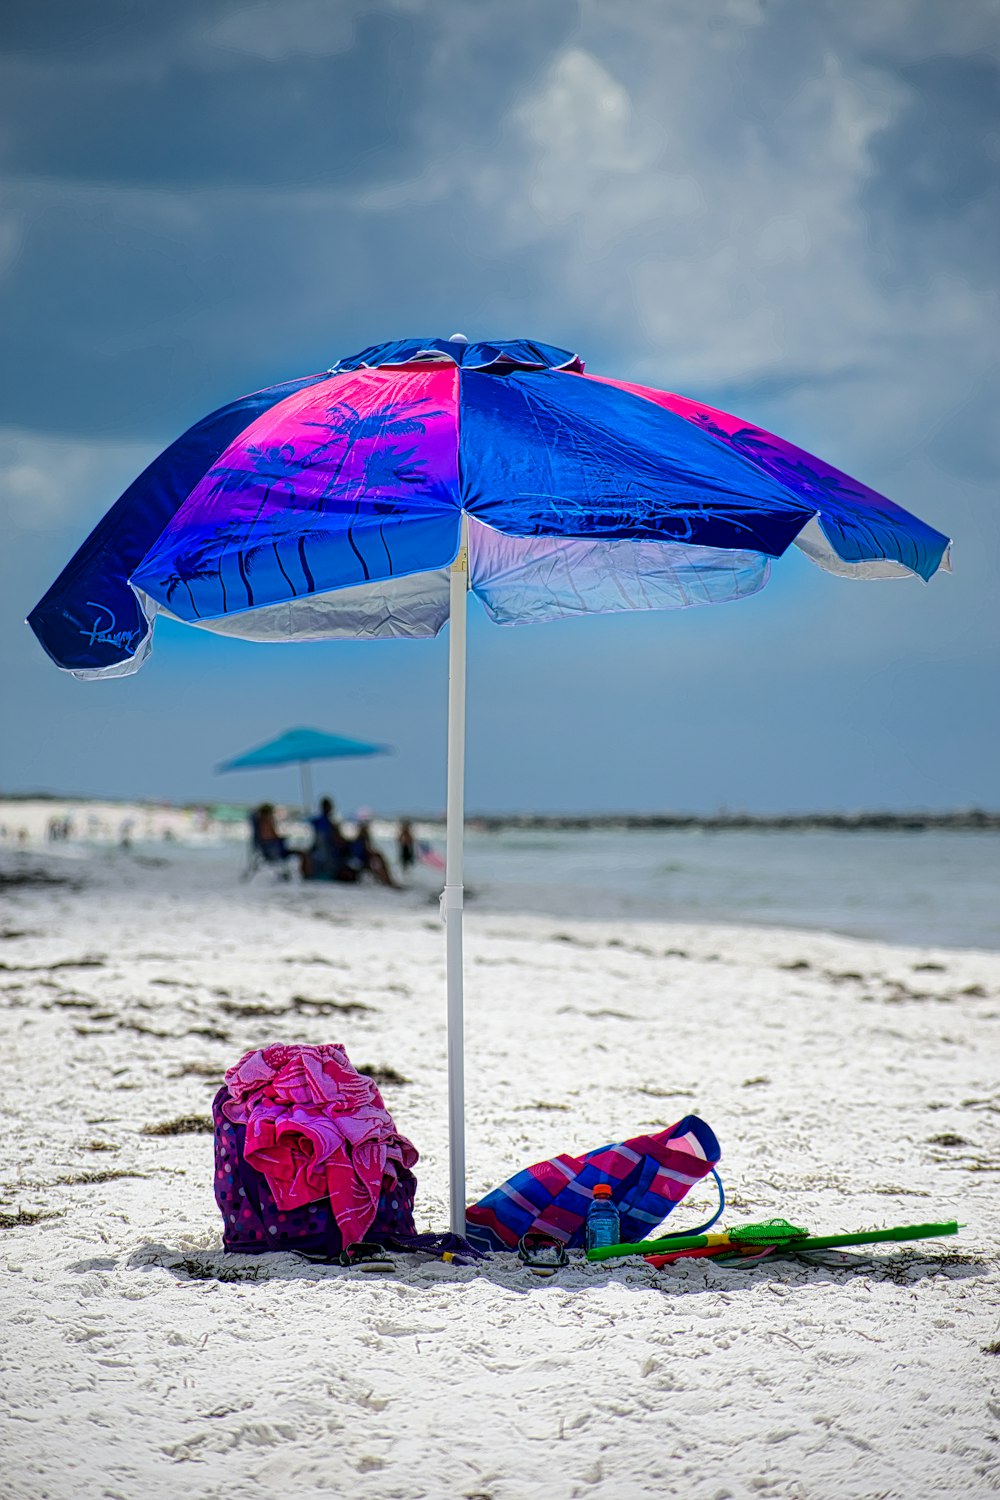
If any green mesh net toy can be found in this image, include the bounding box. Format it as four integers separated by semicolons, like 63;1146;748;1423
586;1218;960;1263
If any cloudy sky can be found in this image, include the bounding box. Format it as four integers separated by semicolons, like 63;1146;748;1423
2;0;997;814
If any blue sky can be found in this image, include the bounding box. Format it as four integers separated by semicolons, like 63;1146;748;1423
1;0;997;814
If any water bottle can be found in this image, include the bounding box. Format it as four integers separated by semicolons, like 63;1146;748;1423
585;1183;621;1252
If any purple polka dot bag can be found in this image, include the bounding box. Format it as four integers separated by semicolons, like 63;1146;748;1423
213;1084;418;1257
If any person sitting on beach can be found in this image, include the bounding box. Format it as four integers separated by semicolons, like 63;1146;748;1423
253;803;292;864
302;797;354;882
347;816;400;888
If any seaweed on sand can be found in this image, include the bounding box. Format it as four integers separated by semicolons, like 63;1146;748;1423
141;1115;214;1136
290;994;376;1016
0;957;104;972
218;999;288;1018
169;1258;270;1283
0;867;80;890
171;1061;224;1081
0;1207;65;1229
359;1065;410;1088
51;1169;147;1185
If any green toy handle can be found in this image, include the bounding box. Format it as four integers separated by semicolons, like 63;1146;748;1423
588;1229;730;1262
778;1221;960;1253
586;1219;960;1263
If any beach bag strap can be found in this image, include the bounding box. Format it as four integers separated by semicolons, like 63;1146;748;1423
654;1166;725;1241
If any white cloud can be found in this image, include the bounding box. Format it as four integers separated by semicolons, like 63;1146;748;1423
498;39;904;387
429;9;996;498
200;0;362;62
832;0;1000;62
198;0;426;64
0;430;155;533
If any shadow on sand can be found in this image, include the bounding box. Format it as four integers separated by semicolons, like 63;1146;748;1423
102;1240;990;1299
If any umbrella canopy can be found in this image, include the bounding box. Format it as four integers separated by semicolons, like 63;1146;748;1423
27;335;952;1232
218;727;390;772
217;726;391;814
27;335;949;679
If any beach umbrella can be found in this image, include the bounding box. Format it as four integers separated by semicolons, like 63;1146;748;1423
216;725;390;815
27;334;951;1233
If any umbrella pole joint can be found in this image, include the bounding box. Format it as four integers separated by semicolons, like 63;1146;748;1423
441;885;464;914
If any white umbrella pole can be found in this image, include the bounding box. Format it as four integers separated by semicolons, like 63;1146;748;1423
444;513;469;1235
300;760;313;818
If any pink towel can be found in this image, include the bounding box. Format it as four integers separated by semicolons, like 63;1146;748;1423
222;1044;417;1247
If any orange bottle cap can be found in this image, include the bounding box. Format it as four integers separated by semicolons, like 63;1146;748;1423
593;1184;612;1198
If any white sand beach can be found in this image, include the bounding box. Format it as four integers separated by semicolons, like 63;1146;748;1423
1;806;998;1499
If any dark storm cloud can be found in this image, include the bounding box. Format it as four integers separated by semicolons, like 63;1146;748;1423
863;54;1000;278
0;0;577;435
0;1;574;189
2;0;994;453
2;1;995;418
0;0;202;56
0;174;575;437
1;17;428;189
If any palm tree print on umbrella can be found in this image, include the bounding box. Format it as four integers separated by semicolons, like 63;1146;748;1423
162;554;219;619
304;395;448;581
243;535;302;601
158;394;453;615
185;395;449;602
188;436;345;607
689;415;868;509
208;437;353;508
255;493;417;597
684;412;916;563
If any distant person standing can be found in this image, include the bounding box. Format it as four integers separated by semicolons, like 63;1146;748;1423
397;819;416;873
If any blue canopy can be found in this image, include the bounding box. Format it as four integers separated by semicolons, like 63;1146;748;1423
217;727;390;773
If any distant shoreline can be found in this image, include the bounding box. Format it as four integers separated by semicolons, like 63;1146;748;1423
461;810;1000;832
1;792;997;833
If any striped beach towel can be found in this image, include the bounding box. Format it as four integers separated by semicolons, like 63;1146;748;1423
465;1115;721;1253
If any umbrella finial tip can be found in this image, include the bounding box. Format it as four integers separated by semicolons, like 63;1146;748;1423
448;332;469;344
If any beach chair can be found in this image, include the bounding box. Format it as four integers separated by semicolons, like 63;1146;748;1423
242;811;294;882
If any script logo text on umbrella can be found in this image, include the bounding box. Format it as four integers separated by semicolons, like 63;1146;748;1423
27;335;952;1233
216;725;390;815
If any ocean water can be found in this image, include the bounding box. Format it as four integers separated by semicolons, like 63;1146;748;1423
459;827;1000;951
42;818;998;952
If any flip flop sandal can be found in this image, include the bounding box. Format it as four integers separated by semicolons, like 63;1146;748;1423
339;1242;395;1273
518;1232;569;1277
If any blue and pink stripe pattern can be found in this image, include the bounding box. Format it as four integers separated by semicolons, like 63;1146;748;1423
464;1114;721;1253
28;336;952;677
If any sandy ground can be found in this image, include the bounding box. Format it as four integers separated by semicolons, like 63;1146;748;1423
1;823;998;1500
